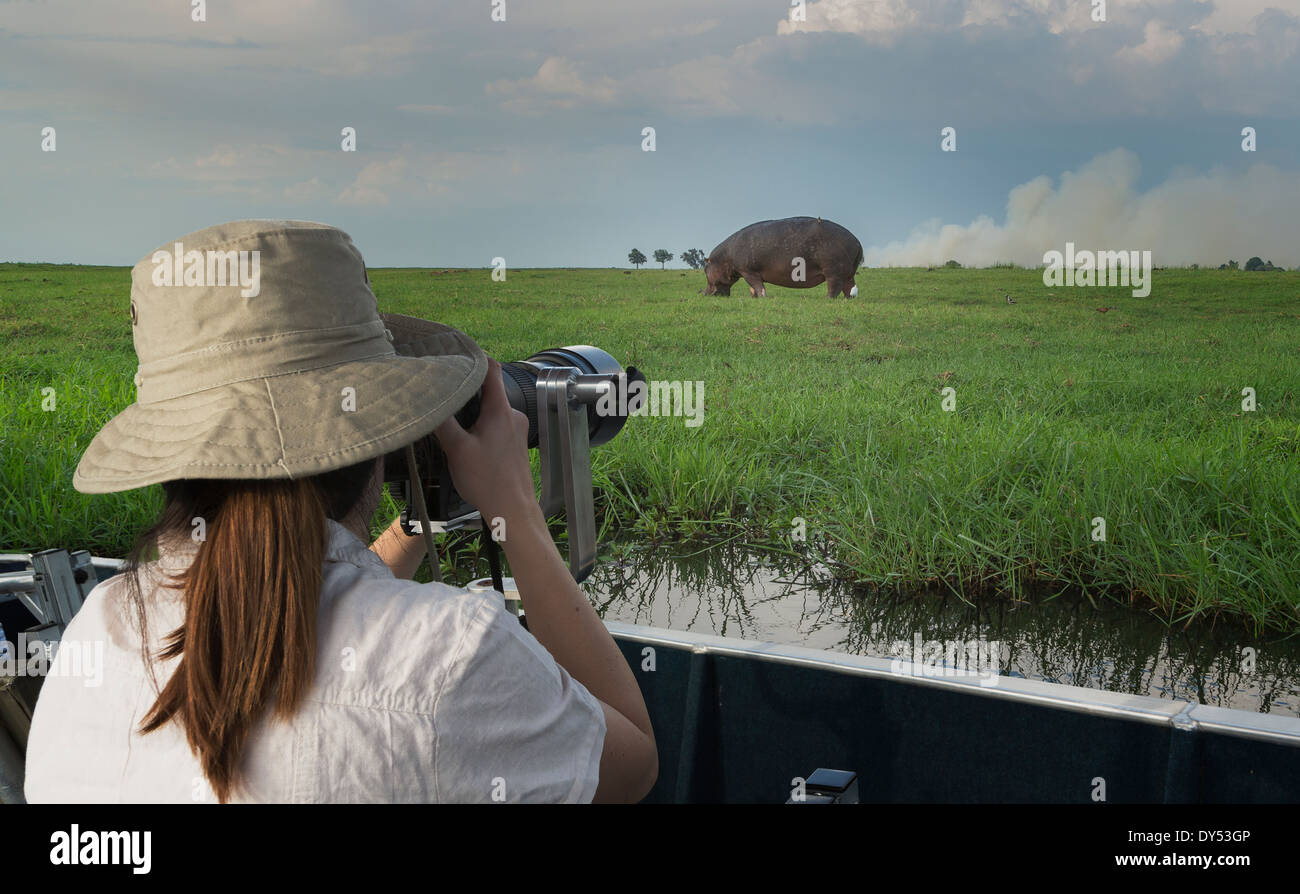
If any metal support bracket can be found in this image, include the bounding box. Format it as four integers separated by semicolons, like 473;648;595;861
537;367;598;582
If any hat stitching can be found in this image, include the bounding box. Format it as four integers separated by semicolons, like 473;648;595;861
263;379;291;476
138;321;388;366
112;412;428;437
79;396;477;475
99;358;472;433
105;356;450;413
105;428;279;447
139;350;399;404
135;353;467;415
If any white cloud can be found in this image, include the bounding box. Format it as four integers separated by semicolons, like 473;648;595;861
779;0;923;44
1197;0;1300;34
765;0;1300;117
1115;19;1185;65
777;0;1094;41
283;177;329;201
866;148;1300;267
629;50;748;117
150;143;300;182
777;0;1300;39
337;157;409;207
487;57;618;113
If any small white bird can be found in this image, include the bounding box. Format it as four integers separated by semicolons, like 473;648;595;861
1006;293;1015;304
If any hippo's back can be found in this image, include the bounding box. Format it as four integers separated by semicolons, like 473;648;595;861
715;217;860;267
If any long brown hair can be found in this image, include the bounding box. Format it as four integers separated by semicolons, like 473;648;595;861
120;459;378;803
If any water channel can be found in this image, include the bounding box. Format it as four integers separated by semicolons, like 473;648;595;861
580;539;1300;716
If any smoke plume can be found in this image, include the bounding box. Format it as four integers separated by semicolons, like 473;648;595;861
865;149;1300;268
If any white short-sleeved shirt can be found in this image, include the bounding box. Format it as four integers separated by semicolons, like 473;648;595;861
24;519;606;803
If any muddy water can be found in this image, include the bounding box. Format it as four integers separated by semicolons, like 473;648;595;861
583;539;1300;716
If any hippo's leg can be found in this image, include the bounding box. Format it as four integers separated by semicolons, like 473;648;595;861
827;272;858;298
741;272;767;297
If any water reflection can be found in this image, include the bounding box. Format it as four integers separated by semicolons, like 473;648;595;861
585;539;1300;716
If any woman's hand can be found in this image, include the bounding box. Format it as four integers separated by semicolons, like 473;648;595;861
433;358;540;525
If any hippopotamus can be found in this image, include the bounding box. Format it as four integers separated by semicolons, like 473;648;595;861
704;217;863;298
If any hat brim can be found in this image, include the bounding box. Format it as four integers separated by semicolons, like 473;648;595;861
72;315;487;494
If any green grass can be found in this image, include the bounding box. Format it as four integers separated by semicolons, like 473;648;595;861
3;262;1299;633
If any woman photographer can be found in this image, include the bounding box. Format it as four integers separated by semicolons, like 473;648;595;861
24;220;657;803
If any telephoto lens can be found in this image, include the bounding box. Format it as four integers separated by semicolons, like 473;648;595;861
481;346;644;448
383;345;644;522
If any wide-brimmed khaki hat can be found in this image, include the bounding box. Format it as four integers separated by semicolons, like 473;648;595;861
73;219;488;494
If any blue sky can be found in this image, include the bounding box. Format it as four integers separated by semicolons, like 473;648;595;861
2;0;1298;267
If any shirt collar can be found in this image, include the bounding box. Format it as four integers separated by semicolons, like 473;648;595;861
324;519;394;576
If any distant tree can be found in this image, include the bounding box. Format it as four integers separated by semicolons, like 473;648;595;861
943;259;961;268
628;249;647;269
681;248;706;269
653;249;674;269
1245;256;1265;271
1218;259;1239;270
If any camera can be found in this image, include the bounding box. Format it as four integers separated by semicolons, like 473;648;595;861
382;346;644;582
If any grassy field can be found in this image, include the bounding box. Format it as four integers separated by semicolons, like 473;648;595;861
3;262;1299;633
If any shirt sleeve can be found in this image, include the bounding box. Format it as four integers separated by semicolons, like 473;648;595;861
432;595;606;803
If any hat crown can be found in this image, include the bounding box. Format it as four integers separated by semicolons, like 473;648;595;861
129;220;393;402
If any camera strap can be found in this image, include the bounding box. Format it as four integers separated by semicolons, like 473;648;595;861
403;443;442;583
482;530;505;594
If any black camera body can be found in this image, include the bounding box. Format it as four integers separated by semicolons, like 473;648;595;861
383;394;481;527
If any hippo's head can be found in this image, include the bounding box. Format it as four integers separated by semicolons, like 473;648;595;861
702;256;738;296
